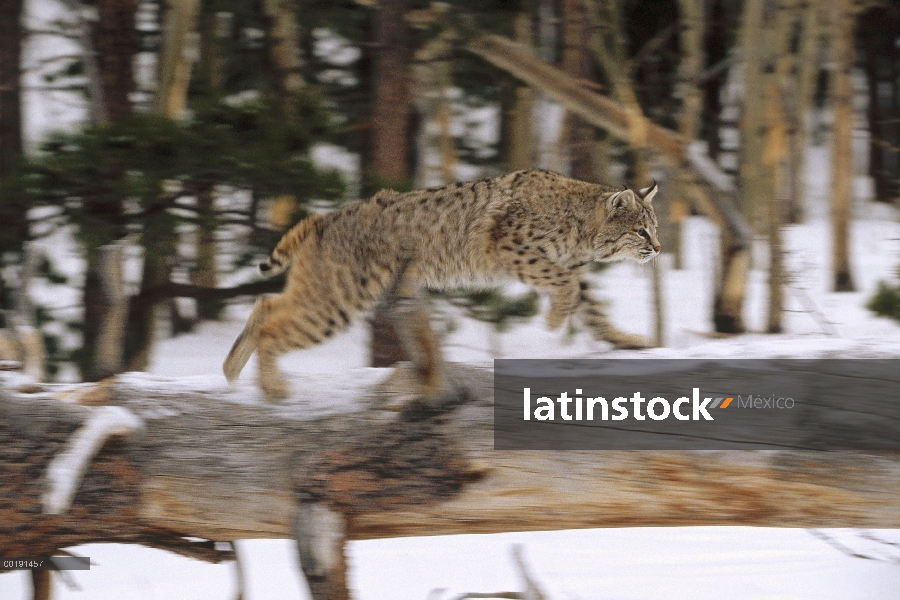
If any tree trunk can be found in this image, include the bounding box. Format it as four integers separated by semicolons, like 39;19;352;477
155;0;201;119
762;0;798;334
673;0;706;269
261;0;304;120
199;11;230;93
561;0;595;181
89;245;129;381
368;0;414;366
369;0;412;189
0;0;30;329
737;0;767;226
501;12;536;173
94;0;138;123
786;0;827;223
0;0;24;179
412;24;457;186
829;0;856;292
56;0;106;123
78;0;139;380
125;215;177;372
191;186;221;321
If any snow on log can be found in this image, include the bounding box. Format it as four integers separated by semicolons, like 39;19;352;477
2;363;900;560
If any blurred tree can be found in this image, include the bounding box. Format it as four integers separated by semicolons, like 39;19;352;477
671;0;705;269
736;0;765;224
156;0;201;119
366;0;415;367
761;0;800;333
96;0;139;122
0;0;27;324
261;0;305;119
0;0;24;179
561;0;595;181
786;0;827;223
369;0;414;190
79;0;141;380
829;0;856;292
859;4;900;204
499;9;535;172
6;95;340;378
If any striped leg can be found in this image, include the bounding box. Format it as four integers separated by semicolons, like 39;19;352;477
578;283;654;349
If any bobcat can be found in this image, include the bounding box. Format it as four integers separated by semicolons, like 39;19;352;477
224;169;660;400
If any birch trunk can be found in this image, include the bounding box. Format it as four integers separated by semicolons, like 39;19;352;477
673;0;706;269
787;0;827;222
737;0;767;226
763;0;799;333
505;12;536;172
829;0;856;292
261;0;304;119
155;0;201;119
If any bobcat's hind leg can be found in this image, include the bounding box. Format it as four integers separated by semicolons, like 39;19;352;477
381;259;459;407
223;296;275;382
577;283;654;349
254;290;359;401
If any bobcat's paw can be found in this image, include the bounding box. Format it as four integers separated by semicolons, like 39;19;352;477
608;331;655;350
260;376;291;402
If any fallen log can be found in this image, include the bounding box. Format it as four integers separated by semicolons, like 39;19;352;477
2;365;899;597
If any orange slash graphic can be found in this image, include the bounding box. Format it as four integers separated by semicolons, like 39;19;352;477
720;397;733;409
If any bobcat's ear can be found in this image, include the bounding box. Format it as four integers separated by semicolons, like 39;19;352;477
637;181;658;204
607;189;635;212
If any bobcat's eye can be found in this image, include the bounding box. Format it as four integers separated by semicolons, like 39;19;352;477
639;229;652;242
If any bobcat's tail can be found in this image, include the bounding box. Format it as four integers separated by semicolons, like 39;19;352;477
223;296;271;382
258;214;323;277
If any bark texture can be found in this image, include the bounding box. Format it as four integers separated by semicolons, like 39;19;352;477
0;0;24;177
95;0;139;123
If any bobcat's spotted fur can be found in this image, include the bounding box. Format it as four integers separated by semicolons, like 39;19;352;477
224;169;660;400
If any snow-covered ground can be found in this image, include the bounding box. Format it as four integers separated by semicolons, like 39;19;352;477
3;176;900;598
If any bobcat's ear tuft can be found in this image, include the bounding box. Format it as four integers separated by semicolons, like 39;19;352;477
637;181;658;204
607;189;635;212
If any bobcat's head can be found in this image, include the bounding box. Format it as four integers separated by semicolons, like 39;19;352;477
594;183;660;263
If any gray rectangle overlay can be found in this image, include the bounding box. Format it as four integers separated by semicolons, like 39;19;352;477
493;359;900;450
1;557;90;570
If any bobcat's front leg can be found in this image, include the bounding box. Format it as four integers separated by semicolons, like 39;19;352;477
547;283;580;330
499;249;581;329
578;283;654;349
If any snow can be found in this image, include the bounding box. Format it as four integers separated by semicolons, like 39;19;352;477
42;406;143;515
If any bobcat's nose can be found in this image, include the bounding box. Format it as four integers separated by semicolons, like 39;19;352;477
653;243;661;253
